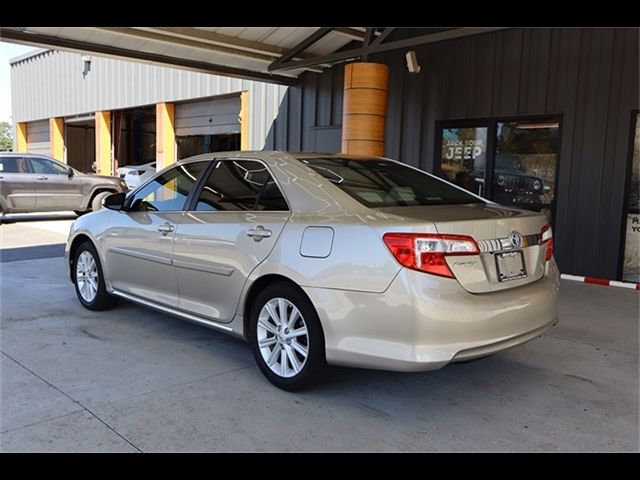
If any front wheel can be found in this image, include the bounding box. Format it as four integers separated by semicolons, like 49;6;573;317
73;241;117;310
249;283;330;391
91;191;113;212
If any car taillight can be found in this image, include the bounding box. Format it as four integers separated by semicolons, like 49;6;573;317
382;233;479;279
540;224;553;261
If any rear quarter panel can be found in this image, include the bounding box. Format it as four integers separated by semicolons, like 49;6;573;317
250;212;405;293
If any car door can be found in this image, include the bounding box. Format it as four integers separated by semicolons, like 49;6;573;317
27;156;84;211
102;161;209;307
173;159;291;322
0;156;38;211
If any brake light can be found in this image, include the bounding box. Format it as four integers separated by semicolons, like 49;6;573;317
383;233;479;278
540;224;553;261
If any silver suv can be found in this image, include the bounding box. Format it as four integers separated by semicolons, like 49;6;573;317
0;153;127;217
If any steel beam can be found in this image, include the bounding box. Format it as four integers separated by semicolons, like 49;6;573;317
270;27;510;72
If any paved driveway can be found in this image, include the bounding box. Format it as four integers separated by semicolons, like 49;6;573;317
0;221;638;452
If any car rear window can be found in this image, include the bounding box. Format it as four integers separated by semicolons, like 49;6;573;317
300;157;484;207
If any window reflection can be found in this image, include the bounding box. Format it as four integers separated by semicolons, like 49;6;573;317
493;120;558;211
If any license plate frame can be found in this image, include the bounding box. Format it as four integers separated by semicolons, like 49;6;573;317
495;250;527;282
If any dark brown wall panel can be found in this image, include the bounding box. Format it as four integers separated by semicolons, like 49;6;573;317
268;27;640;279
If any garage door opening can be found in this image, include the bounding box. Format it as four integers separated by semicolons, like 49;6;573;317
175;94;241;160
65;117;95;173
114;106;156;171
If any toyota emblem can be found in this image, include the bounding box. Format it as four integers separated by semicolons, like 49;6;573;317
509;231;523;248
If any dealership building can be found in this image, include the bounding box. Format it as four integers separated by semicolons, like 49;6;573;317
5;27;639;282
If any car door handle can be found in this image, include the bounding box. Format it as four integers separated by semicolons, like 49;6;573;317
247;225;272;241
157;223;175;235
36;176;48;180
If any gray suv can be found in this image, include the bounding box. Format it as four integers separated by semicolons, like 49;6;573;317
0;152;127;217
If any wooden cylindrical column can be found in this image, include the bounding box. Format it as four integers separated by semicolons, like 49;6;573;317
341;62;389;156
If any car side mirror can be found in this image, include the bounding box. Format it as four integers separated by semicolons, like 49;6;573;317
103;192;126;211
67;167;75;178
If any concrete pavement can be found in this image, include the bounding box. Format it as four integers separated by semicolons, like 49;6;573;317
1;253;637;452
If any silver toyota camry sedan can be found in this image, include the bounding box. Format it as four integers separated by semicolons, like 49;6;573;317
66;151;559;390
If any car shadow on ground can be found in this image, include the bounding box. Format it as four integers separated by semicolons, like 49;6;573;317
107;297;547;405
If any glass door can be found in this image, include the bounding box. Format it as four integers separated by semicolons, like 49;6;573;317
437;117;560;223
622;112;639;283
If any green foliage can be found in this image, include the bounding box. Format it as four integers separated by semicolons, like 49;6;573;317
0;121;14;151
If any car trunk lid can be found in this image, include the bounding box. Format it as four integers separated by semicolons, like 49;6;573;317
377;203;549;293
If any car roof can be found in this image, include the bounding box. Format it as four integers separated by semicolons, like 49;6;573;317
177;151;384;167
0;152;55;159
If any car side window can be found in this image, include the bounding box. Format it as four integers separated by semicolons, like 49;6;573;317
128;161;207;212
194;160;288;212
0;157;29;174
29;157;68;175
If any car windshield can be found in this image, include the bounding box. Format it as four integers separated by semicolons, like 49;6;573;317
300;157;484;207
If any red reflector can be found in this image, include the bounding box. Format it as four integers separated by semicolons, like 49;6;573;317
540;224;554;262
383;233;479;279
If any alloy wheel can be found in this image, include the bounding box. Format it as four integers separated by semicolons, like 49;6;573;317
76;251;99;302
257;297;309;378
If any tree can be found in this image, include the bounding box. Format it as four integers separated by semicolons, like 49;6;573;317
0;121;14;151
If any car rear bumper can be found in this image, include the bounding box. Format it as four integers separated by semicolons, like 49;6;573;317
303;260;560;371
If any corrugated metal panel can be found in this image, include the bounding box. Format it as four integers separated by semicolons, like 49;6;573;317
268;27;640;280
175;95;240;136
26;120;50;155
10;49;287;150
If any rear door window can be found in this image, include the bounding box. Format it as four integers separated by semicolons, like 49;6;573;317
0;156;29;174
194;160;289;212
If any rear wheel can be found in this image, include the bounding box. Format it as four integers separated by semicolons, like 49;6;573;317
249;283;330;391
73;241;116;310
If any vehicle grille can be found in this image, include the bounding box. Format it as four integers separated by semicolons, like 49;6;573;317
501;175;538;194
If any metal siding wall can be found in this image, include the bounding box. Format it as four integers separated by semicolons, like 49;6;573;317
10;50;286;151
269;27;639;279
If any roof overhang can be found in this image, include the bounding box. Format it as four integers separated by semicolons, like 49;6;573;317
1;27;509;86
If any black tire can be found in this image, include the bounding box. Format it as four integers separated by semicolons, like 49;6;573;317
249;282;331;391
73;241;117;311
91;191;112;212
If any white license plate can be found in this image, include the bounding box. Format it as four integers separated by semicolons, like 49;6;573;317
495;250;527;282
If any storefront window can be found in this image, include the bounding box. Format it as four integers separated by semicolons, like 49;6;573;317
437;117;559;222
622;113;640;283
494;120;559;221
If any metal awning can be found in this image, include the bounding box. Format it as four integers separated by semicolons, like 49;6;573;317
1;27;506;85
